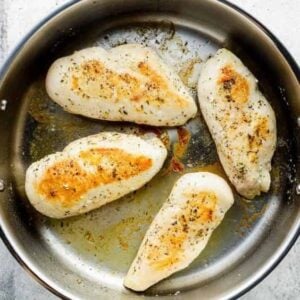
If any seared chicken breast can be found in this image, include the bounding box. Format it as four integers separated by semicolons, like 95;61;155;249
46;44;197;126
197;49;276;199
25;132;167;218
124;172;234;291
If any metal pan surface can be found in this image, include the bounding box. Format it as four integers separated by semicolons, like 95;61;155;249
0;0;299;299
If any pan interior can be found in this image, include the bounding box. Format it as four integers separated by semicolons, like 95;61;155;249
4;11;297;299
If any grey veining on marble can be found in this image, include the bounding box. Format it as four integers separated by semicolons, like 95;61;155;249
0;0;7;64
0;0;299;299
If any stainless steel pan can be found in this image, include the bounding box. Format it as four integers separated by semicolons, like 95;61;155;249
0;0;299;299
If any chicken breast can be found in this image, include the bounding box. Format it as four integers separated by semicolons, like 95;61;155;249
197;49;276;199
25;132;167;218
46;44;197;126
124;172;234;291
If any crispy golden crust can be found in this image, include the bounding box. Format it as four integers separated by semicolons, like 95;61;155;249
215;65;271;169
218;64;249;104
145;192;217;270
69;59;187;108
247;117;270;163
36;148;152;207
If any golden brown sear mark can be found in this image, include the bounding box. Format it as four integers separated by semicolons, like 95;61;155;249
146;192;217;270
37;148;152;207
247;117;270;163
71;60;140;101
70;59;187;108
218;64;249;104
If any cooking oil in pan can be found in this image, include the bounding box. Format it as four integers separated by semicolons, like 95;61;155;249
26;73;237;273
47;162;230;272
18;22;292;291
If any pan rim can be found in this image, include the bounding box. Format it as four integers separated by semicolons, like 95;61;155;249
0;0;299;299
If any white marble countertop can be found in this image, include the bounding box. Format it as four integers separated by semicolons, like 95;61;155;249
0;0;299;299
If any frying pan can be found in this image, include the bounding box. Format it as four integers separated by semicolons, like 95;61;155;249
0;0;299;299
